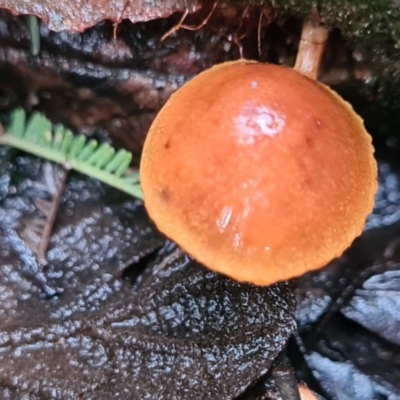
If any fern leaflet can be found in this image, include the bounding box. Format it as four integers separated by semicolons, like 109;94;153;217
0;109;143;199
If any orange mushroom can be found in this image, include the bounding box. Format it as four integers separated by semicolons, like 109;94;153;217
140;60;377;286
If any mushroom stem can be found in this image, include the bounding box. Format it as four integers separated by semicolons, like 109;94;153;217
294;21;328;80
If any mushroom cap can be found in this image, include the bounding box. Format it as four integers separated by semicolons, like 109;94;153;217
140;60;377;286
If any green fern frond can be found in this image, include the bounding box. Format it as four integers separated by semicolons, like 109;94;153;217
0;109;143;199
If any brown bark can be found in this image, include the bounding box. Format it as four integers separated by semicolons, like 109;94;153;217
0;0;200;32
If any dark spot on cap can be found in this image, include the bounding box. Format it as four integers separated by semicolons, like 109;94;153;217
305;135;314;148
159;187;171;204
164;141;171;149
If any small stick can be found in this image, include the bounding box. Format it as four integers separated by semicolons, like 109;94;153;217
161;10;190;41
294;21;328;80
180;1;217;32
37;168;69;265
26;15;41;56
232;6;250;59
161;1;218;41
113;23;119;39
113;0;129;40
257;10;263;58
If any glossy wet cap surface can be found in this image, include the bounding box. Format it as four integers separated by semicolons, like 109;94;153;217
140;60;377;285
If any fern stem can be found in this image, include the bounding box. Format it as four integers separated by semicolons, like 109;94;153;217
0;109;144;200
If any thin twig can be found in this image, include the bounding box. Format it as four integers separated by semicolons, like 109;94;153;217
232;6;250;59
37;168;69;265
161;10;190;41
180;1;218;31
113;0;129;39
161;1;218;41
257;10;263;58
